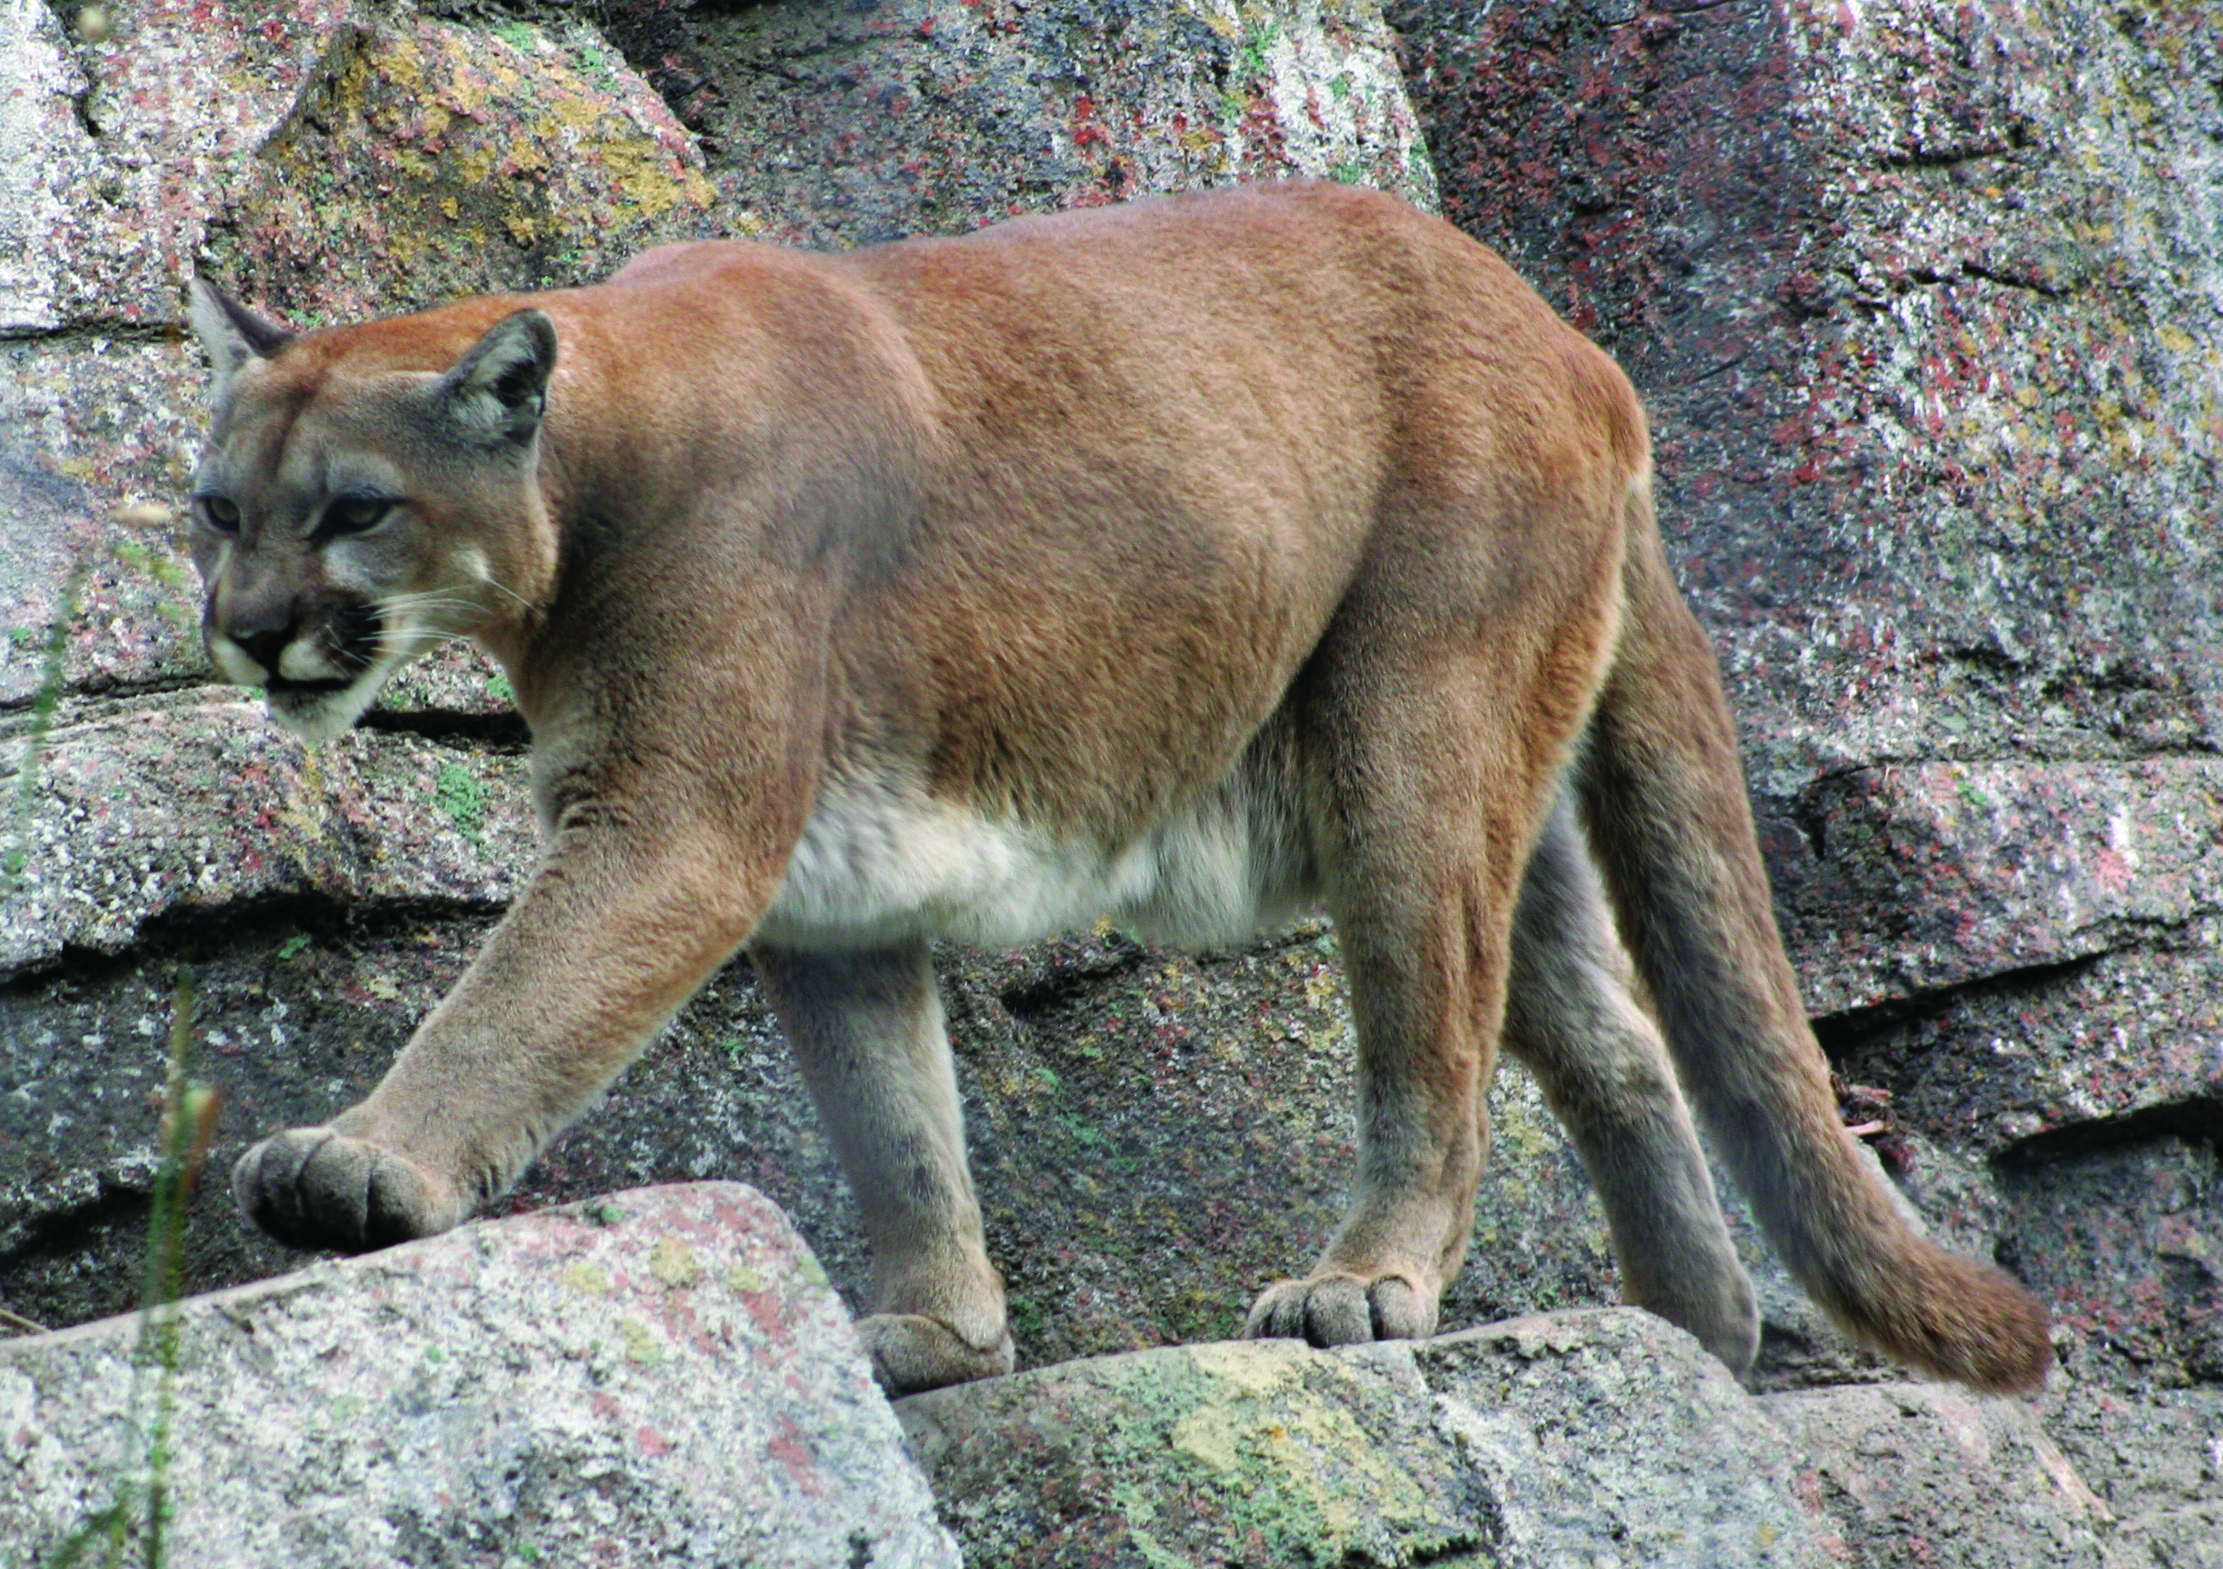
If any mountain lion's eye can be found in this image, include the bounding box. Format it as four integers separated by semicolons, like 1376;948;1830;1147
319;496;393;537
198;495;241;534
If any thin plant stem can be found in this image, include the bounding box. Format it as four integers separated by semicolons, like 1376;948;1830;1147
44;967;217;1569
0;1305;50;1336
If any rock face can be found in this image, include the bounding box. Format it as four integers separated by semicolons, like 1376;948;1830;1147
0;1182;959;1568
1760;1380;2115;1569
2;0;2218;1556
1391;0;2223;1073
597;0;1433;249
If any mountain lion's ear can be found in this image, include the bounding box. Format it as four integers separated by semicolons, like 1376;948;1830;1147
440;309;558;446
187;277;295;395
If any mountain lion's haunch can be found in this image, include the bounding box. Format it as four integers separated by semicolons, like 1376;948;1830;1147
188;181;2050;1396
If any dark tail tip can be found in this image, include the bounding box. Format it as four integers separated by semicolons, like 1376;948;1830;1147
1842;1247;2053;1396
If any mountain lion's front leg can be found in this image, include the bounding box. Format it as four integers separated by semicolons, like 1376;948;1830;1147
233;811;772;1253
750;941;1014;1395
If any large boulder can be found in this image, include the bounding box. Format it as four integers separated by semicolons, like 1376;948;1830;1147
0;1182;958;1568
899;1306;2115;1567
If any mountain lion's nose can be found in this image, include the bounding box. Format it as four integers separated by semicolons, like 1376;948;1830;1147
231;619;299;677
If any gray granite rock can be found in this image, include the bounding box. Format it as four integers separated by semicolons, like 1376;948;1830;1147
1395;0;2223;793
0;0;332;334
600;0;1435;250
900;1307;1840;1568
1;693;535;973
1997;1134;2223;1390
203;11;719;326
0;1182;959;1568
1761;1381;2113;1567
897;1306;2142;1568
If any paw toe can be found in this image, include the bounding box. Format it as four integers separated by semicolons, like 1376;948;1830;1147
1365;1275;1435;1340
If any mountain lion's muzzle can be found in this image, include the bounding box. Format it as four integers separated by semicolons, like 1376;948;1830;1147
207;583;383;698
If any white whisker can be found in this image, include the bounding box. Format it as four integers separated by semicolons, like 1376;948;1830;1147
374;595;483;619
477;572;536;614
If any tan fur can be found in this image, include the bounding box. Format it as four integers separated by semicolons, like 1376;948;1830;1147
190;181;2049;1395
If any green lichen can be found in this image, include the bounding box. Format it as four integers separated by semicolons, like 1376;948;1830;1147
1006;1292;1049;1338
433;763;486;848
993;1344;1482;1564
615;1317;662;1365
561;1261;611;1296
648;1237;700;1288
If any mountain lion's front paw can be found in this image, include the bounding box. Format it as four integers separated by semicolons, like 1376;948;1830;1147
232;1128;464;1253
857;1312;1015;1396
1243;1270;1439;1347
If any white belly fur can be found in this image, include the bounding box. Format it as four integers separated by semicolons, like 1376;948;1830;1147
754;764;1311;951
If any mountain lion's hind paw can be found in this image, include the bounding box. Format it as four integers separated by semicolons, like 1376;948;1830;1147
1243;1271;1439;1347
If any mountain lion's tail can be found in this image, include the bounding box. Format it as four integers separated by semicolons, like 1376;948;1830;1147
1576;477;2052;1394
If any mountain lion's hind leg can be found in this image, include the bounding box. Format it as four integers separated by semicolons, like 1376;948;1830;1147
750;941;1014;1395
1505;787;1760;1374
1245;642;1552;1347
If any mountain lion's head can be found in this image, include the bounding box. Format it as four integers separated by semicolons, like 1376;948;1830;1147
185;280;560;741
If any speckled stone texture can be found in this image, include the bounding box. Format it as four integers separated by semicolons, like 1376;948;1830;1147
1391;0;2223;1032
598;0;1436;249
0;1182;959;1567
900;1305;2122;1568
1760;1381;2113;1568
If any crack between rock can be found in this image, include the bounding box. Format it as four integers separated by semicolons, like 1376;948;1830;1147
1959;260;2071;299
1875;136;2015;172
998;941;1151;1021
0;1183;150;1274
1;891;508;993
1995;1096;2223;1166
1810;951;2113;1052
0;674;217;730
356;707;532;750
0;321;182;347
1784;740;2223;797
1689;350;1747;384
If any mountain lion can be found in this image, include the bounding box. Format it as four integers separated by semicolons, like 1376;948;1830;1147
189;180;2049;1395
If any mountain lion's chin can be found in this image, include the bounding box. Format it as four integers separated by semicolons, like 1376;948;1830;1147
266;679;382;744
